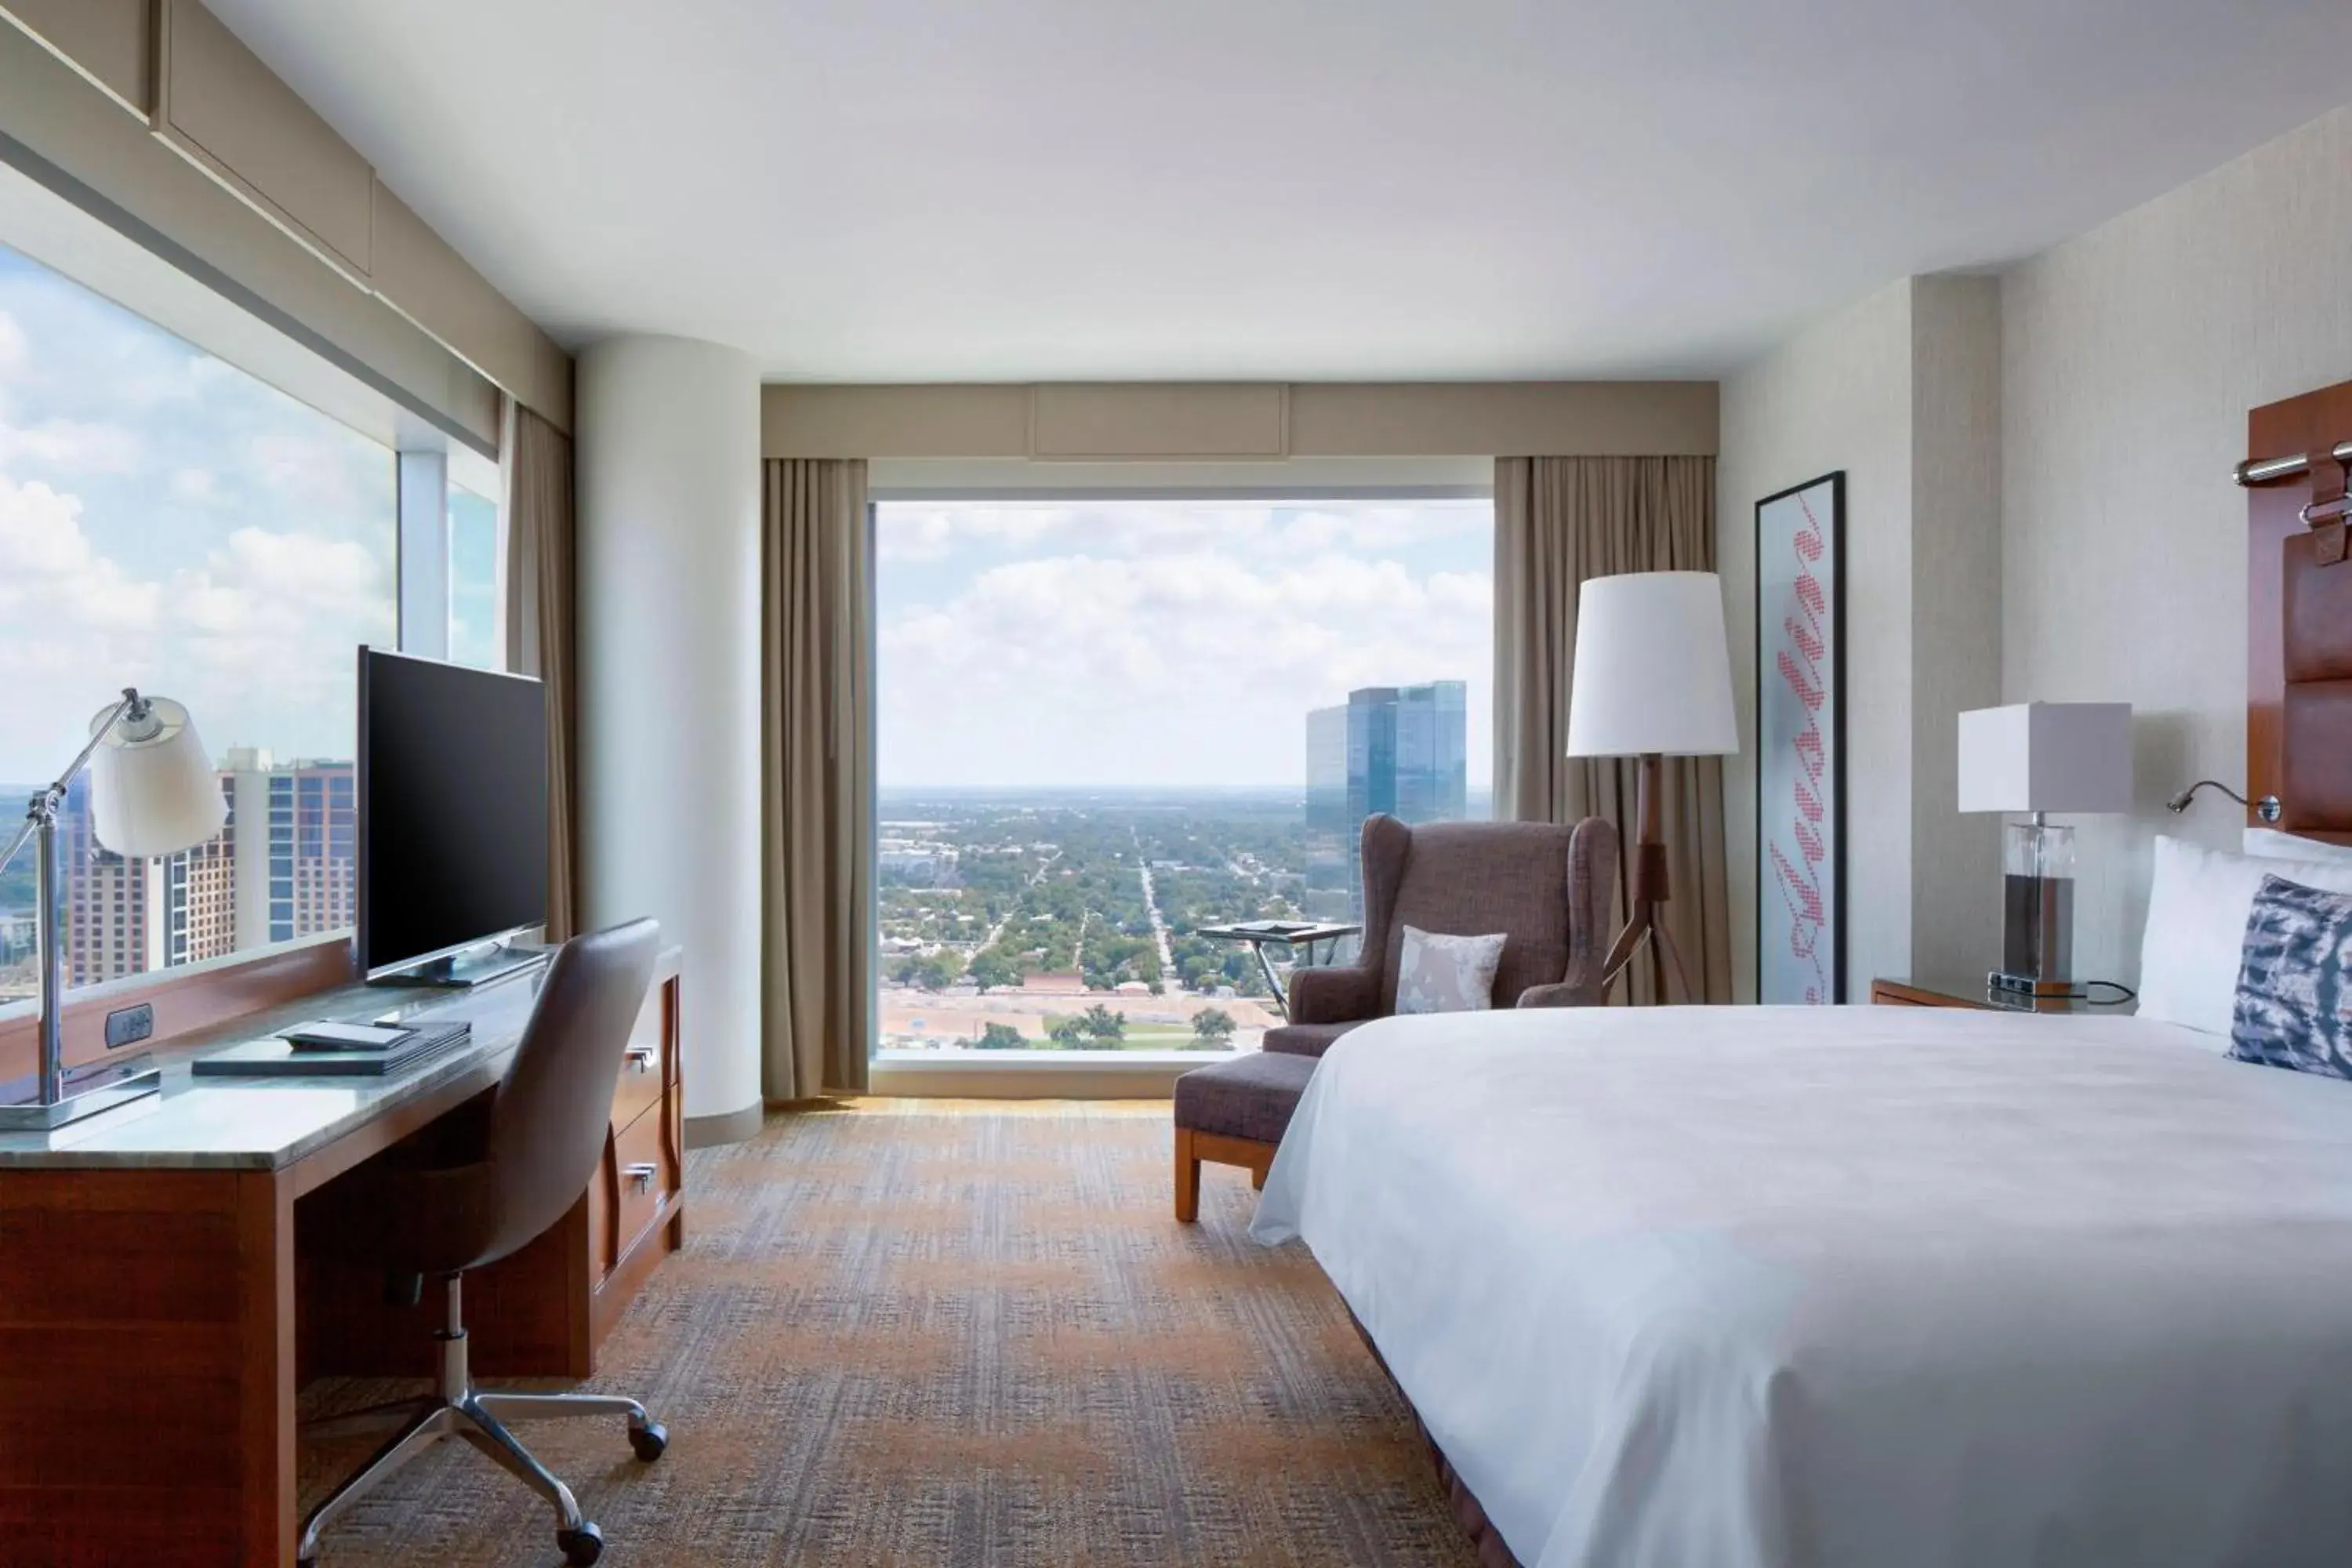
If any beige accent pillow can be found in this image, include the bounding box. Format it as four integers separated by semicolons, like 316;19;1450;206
1394;924;1508;1014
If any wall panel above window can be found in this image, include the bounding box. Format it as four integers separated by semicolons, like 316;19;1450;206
0;3;572;434
0;0;151;114
159;0;376;279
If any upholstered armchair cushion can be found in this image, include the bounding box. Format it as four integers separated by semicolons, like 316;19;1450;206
1261;1020;1364;1058
1287;964;1378;1025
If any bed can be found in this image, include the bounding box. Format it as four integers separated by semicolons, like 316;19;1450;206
1252;1004;2352;1567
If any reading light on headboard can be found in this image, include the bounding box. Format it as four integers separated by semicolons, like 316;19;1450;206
2166;780;2281;821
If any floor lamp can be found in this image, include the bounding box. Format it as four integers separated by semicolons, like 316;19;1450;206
1564;572;1739;1005
0;690;226;1131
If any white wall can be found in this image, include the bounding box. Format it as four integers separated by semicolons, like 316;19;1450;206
1719;276;2003;1001
1719;281;1916;1002
576;336;763;1129
2003;104;2352;986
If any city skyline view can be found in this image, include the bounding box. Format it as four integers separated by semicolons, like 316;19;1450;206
875;495;1491;1053
877;497;1494;790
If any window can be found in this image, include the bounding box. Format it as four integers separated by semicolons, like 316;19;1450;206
446;478;499;669
873;495;1494;1058
0;241;397;1002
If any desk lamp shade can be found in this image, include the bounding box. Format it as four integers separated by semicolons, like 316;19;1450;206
88;695;226;858
1565;571;1739;758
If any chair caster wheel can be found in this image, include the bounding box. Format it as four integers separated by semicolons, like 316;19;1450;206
629;1421;668;1462
558;1521;604;1564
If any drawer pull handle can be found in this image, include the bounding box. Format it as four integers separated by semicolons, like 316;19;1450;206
622;1161;659;1193
624;1045;657;1073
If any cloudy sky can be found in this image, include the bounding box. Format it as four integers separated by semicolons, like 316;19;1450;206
877;498;1494;789
0;244;397;786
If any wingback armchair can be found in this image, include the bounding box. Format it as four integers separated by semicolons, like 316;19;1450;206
1265;813;1621;1057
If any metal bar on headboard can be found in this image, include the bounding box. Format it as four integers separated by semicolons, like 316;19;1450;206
2236;439;2352;486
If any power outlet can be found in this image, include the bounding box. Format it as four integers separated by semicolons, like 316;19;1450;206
103;1002;154;1050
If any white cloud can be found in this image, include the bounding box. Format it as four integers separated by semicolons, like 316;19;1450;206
877;516;1493;790
0;416;140;474
0;474;391;778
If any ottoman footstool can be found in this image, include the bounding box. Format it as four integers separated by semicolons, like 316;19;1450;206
1171;1050;1318;1222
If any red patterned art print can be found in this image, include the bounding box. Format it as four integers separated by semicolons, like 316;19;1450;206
1755;474;1842;1003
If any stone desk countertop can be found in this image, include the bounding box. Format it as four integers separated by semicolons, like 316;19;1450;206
0;964;543;1172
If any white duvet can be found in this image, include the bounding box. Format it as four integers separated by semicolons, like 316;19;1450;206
1251;1005;2352;1568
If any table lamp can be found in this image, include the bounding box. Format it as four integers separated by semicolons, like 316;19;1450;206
1956;701;2132;999
0;689;227;1130
1566;571;1739;1004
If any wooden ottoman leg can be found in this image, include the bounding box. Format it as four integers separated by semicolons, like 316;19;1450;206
1174;1126;1201;1223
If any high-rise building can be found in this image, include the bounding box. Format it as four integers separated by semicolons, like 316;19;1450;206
62;748;358;986
1303;681;1469;915
59;774;162;987
1305;702;1350;833
1394;681;1468;823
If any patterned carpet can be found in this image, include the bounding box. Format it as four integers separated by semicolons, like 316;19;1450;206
296;1101;1479;1566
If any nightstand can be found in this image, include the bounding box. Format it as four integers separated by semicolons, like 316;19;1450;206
1870;976;2135;1015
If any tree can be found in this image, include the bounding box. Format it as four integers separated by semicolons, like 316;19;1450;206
968;949;1018;993
1047;1015;1091;1047
1079;1002;1126;1041
1191;1007;1236;1047
976;1022;1025;1051
892;950;964;992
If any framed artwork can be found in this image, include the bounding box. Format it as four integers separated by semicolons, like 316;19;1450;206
1755;473;1846;1004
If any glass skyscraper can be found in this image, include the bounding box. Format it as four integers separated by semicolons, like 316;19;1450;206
1304;681;1469;914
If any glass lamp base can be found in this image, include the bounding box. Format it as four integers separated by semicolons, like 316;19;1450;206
1996;818;2075;993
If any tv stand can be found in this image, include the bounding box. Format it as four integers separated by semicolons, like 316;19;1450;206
368;941;552;989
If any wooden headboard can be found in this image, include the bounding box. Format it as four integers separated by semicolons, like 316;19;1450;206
2245;378;2352;844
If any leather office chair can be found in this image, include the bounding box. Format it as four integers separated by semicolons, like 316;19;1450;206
299;918;667;1568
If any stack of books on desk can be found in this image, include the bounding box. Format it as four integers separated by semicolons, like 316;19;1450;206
194;1018;474;1078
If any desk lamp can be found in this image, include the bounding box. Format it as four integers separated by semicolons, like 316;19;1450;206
1957;702;2132;999
1565;571;1739;1004
0;690;226;1130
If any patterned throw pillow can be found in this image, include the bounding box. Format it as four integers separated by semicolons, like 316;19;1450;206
1394;925;1508;1015
2230;874;2352;1081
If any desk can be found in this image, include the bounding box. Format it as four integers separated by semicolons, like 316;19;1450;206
0;947;684;1566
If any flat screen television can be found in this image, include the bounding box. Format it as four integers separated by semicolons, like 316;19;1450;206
358;648;549;985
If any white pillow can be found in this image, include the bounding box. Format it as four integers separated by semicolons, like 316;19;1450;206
2138;836;2352;1037
1394;925;1508;1014
2243;826;2352;865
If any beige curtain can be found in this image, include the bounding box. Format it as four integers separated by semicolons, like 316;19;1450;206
1494;456;1733;1004
761;459;875;1099
503;403;579;942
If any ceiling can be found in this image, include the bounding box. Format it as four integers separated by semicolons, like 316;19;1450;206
203;0;2351;383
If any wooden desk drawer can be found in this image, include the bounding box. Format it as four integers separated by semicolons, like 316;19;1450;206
602;1101;678;1274
610;979;673;1131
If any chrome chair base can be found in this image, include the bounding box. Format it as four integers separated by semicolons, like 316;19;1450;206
299;1277;665;1568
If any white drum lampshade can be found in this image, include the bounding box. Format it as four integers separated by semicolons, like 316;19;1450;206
1566;571;1740;758
87;696;226;858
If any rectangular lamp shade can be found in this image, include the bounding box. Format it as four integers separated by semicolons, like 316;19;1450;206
1565;571;1739;757
1956;702;2132;814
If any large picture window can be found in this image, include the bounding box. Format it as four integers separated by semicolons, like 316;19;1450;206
0;241;398;1000
873;495;1493;1057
